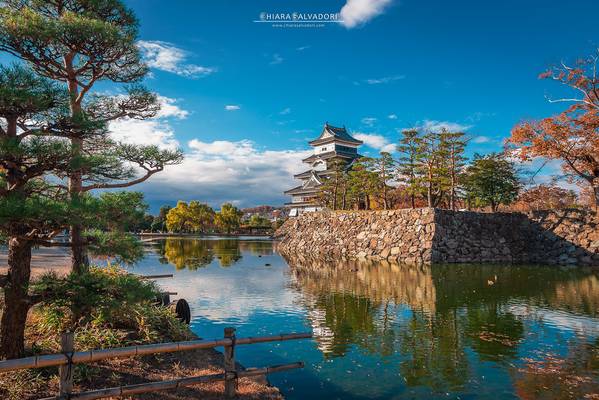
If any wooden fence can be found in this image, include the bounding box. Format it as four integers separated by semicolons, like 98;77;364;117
0;328;312;400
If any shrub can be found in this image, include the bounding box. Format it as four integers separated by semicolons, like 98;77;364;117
29;265;192;348
31;265;159;329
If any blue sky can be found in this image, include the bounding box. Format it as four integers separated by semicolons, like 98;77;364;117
5;0;599;210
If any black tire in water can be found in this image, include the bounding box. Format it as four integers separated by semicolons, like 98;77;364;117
170;298;191;324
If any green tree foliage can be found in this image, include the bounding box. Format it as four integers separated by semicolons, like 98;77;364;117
347;157;380;210
418;129;450;208
166;201;215;233
0;66;156;357
247;214;272;228
32;266;160;329
463;153;520;212
395;128;467;209
0;64;72;358
397;129;423;208
370;152;396;210
319;159;349;210
0;0;183;272
214;203;242;234
439;130;467;210
151;205;172;232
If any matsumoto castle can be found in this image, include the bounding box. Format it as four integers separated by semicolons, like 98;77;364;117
284;123;363;217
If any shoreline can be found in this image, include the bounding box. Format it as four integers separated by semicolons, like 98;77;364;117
0;248;284;400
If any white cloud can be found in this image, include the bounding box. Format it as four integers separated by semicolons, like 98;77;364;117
361;117;377;127
296;45;311;51
137;139;313;207
279;107;291;115
388;114;398;120
413;120;472;133
269;53;284;65
225;105;240;111
365;75;405;84
340;0;393;28
156;96;189;119
472;135;491;144
137;40;216;78
109;96;186;150
354;133;395;153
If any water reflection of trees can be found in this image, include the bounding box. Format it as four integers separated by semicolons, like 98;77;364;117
152;238;274;269
283;254;599;393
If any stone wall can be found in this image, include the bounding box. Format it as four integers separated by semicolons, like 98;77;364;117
274;208;599;267
275;209;436;264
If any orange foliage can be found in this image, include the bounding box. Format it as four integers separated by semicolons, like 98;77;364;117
510;184;578;211
510;108;599;207
539;51;599;111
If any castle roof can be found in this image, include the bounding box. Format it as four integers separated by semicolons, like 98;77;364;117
308;123;363;146
302;150;361;164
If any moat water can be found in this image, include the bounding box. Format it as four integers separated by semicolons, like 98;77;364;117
125;237;599;400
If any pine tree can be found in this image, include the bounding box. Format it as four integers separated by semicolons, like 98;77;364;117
371;152;396;210
439;130;467;210
347;157;379;210
0;0;183;273
0;65;158;358
0;65;72;358
418;130;448;207
318;158;347;210
397;129;423;208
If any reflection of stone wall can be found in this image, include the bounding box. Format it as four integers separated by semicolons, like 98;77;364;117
285;255;436;313
275;208;599;266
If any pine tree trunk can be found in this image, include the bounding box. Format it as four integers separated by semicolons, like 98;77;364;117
593;184;599;210
427;180;433;208
66;67;89;273
69;129;87;271
0;237;32;359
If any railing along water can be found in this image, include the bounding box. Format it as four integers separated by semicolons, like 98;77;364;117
0;328;312;400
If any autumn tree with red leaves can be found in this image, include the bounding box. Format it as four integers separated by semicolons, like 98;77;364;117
510;50;599;208
512;184;578;211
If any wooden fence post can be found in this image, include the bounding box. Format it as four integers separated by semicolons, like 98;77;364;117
59;331;74;398
224;327;236;399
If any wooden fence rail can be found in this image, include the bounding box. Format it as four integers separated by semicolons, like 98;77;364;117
41;362;304;400
0;328;312;400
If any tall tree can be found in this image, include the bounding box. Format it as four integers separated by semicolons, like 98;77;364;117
371;152;395;210
0;65;71;358
439;130;467;210
214;203;242;234
318;159;346;210
418;130;449;207
397;129;423;209
166;201;215;233
151;205;172;232
0;0;183;272
463;153;520;212
511;108;599;208
511;49;599;208
347;157;379;210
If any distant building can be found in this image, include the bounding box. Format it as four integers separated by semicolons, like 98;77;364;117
284;123;363;216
